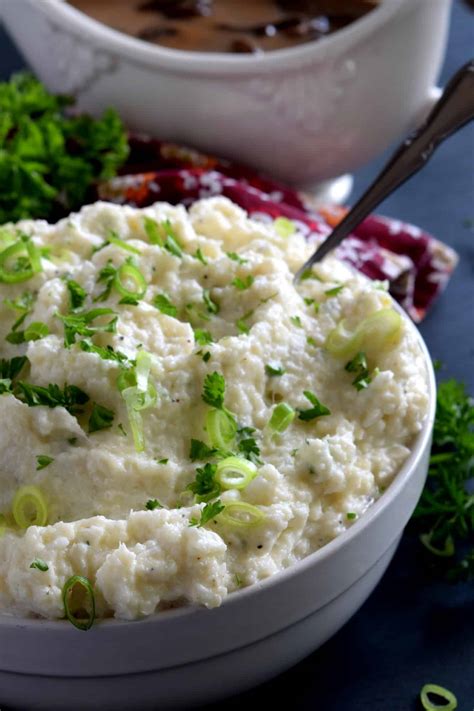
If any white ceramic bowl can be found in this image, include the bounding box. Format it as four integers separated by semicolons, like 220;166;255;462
2;0;451;191
0;309;435;711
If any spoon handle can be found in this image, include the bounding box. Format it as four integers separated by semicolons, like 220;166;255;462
295;59;474;278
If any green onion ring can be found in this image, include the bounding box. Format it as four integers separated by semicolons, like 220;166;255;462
269;402;295;433
0;240;37;283
12;486;48;528
219;501;265;528
113;263;147;300
215;457;258;491
420;684;457;711
206;409;237;449
62;575;96;631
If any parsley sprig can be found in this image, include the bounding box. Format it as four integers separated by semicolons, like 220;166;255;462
0;73;128;223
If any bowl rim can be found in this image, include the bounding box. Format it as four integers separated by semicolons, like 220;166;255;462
33;0;412;75
0;301;436;632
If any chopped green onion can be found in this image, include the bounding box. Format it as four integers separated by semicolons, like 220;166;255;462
203;289;219;315
36;455;54;470
153;293;177;317
325;308;402;360
88;403;115;433
113;262;147;301
297;391;331;421
219;501;265;528
143;217;182;257
206;409;237;449
227;252;247;265
12;485;48;528
265;363;285;377
269;403;295;433
232;275;254;291
135;350;153;394
345;351;372;391
107;230;141;255
420;684;457;711
274;217;296;238
0;237;42;283
215;457;258;490
66;279;87;310
62;575;96;631
325;284;344;297
30;559;49;571
193;248;208;265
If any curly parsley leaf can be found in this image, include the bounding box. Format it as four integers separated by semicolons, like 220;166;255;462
189;439;218;462
57;307;117;347
66;279;87;311
187;463;221;503
0;73;129;223
189;500;225;527
297;391;331;421
146;498;163;511
202;372;226;410
16;382;89;416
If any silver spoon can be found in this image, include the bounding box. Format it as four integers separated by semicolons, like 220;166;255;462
294;59;474;282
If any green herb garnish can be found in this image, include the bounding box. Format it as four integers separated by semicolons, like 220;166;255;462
16;382;89;416
0;73;128;223
345;351;372;391
203;289;219;315
153;293;177;317
232;275;254;291
297;391;331;421
88;403;115;433
146;499;163;511
30;559;49;572
189;439;218;462
411;379;474;581
202;372;226;410
227;252;247;265
66;279;87;310
265;363;286;377
325;285;344;297
36;455;54;470
187;463;221;502
193;248;208;265
189;500;225;527
57;308;117;347
193;328;214;346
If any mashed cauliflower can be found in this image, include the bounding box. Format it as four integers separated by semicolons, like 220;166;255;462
0;197;428;622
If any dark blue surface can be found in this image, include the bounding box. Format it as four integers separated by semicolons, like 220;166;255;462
1;2;473;709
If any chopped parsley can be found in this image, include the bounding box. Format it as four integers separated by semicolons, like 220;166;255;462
36;455;54;470
306;336;318;347
237;426;262;465
30;559;49;572
325;284;345;297
290;315;303;328
187;463;221;502
94;261;116;302
202;351;211;363
0;73;128;223
16;382;89;416
57;308;117;347
146;499;163;511
346;512;357;520
227;252;247;265
66;279;87;310
265;363;286;377
6;320;49;344
0;355;28;381
156;458;168;465
189;500;225;527
345;352;372;391
4;291;34;331
202;372;226;410
236;318;250;335
189;439;218;462
297;391;331;421
79;340;131;365
88;403;115;433
232;275;254;291
194;328;214;346
153;293;177;317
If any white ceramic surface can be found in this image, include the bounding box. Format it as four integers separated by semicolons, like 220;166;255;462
1;0;451;191
0;310;436;711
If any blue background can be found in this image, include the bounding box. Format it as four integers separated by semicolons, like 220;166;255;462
1;1;473;709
